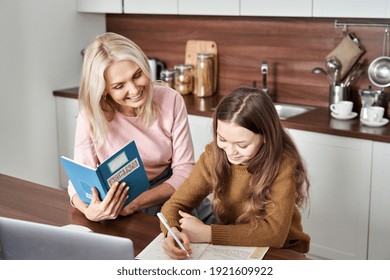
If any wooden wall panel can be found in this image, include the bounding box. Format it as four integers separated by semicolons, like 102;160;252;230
106;14;390;108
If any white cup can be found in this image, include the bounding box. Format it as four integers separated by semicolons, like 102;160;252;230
330;101;353;117
367;106;384;122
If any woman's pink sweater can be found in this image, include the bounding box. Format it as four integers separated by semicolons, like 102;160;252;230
68;86;195;200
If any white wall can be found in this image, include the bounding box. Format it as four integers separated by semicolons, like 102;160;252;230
0;0;105;188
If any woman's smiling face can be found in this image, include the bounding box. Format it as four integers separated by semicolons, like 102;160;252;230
216;120;264;165
104;60;150;116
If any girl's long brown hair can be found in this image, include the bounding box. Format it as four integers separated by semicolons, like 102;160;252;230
211;87;309;225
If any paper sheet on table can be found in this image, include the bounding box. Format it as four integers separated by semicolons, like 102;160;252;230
136;233;269;260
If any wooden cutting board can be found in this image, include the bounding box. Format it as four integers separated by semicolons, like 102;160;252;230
185;40;218;93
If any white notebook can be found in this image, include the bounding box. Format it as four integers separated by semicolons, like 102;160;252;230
136;233;269;260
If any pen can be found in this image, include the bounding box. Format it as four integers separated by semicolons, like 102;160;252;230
157;212;190;258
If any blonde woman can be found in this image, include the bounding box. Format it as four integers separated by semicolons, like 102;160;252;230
68;32;212;222
161;87;310;259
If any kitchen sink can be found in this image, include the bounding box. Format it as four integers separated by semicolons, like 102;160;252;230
211;102;314;120
273;103;315;120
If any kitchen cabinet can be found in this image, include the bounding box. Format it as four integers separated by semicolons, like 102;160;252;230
240;0;312;17
55;97;78;189
77;0;122;14
288;129;372;260
187;115;213;161
313;0;390;18
77;0;390;18
124;0;178;15
368;141;390;260
178;0;239;16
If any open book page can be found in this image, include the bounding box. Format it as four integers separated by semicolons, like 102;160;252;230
136;233;209;260
136;233;269;260
199;244;268;260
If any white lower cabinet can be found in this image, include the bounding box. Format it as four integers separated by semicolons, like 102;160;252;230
55;97;78;189
368;141;390;260
187;115;213;161
288;129;372;259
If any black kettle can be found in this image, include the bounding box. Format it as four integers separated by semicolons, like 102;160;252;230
148;58;166;81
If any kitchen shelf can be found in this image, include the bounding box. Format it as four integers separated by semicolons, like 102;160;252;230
335;19;390;30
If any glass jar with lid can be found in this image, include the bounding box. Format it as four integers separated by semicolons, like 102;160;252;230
174;64;193;95
196;53;214;97
160;69;175;88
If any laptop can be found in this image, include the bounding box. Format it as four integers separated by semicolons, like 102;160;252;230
0;217;134;260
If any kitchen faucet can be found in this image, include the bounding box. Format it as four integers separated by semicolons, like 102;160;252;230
261;61;268;95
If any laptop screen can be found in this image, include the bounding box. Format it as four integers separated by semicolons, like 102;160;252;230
0;217;134;260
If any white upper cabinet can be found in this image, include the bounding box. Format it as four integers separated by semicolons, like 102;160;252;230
313;0;390;18
124;0;178;15
77;0;390;18
77;0;122;14
240;0;312;17
178;0;239;16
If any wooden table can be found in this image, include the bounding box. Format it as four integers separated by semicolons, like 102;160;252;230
0;173;308;260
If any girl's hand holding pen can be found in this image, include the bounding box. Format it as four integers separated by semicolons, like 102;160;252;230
162;227;192;260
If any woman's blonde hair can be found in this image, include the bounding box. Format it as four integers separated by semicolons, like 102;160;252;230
211;87;310;225
79;32;158;148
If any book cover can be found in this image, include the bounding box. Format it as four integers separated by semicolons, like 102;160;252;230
136;233;269;260
60;140;150;207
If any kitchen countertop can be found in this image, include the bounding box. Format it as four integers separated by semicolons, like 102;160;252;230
53;87;390;143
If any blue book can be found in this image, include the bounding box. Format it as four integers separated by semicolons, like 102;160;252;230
60;140;150;207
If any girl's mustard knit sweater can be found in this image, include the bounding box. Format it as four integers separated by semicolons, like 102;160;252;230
161;144;310;253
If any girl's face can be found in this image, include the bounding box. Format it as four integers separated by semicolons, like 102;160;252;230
104;60;150;116
216;120;264;165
